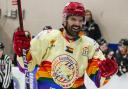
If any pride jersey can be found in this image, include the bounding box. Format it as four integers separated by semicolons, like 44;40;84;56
18;29;109;89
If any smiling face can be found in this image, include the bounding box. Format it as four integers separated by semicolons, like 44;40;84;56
100;43;108;52
64;15;84;38
118;45;127;55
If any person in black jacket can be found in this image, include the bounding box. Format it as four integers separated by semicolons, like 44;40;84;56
97;38;115;59
116;39;128;76
0;42;14;89
83;9;102;41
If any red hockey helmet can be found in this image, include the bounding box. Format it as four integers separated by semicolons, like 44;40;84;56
63;2;86;20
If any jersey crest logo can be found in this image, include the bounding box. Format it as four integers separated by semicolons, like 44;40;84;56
82;46;88;56
51;54;79;88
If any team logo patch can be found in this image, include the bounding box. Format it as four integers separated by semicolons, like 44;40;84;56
51;54;79;88
82;46;88;56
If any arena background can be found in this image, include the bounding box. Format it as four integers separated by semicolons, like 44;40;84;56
0;0;128;89
0;0;128;55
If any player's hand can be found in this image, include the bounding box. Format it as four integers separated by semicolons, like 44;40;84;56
13;27;31;56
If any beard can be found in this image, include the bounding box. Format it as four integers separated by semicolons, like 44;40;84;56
64;22;83;38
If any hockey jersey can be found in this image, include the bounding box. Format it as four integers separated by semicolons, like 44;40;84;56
18;29;109;89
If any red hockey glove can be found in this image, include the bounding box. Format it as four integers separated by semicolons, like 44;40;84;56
13;27;31;56
99;59;118;77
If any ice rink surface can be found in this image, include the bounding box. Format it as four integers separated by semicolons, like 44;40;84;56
12;67;128;89
85;73;128;89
